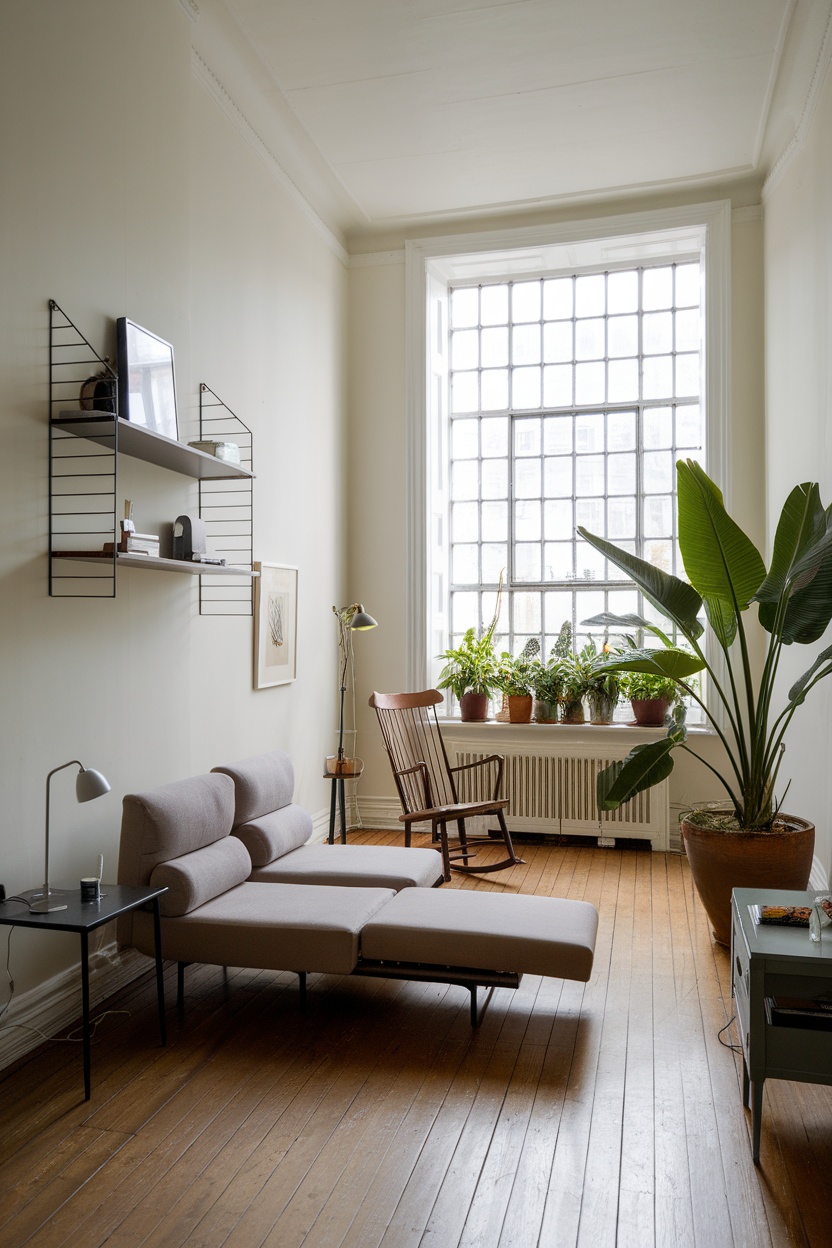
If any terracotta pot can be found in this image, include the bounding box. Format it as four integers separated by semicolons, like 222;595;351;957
630;696;672;726
507;694;533;723
459;691;489;722
681;813;815;946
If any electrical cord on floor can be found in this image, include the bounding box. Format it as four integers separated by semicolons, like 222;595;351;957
718;1013;742;1053
0;924;131;1044
0;1009;131;1044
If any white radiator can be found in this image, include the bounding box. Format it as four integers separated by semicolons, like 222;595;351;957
443;725;670;851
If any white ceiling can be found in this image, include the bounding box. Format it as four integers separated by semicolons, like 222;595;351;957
192;0;832;241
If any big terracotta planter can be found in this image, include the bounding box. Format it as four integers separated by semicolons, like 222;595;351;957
459;691;489;722
681;813;815;946
507;694;533;723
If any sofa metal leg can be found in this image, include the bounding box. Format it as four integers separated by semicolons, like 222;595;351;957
298;971;307;1011
469;984;478;1027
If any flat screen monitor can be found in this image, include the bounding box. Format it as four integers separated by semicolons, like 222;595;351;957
116;317;179;441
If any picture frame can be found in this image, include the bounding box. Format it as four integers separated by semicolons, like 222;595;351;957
116;317;179;441
253;562;298;688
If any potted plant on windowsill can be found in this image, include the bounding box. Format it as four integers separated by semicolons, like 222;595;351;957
533;620;572;722
584;640;622;724
496;639;541;723
619;670;680;726
577;459;832;945
436;627;500;722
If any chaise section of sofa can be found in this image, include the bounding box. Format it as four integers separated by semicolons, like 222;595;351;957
212;750;444;889
117;767;599;1026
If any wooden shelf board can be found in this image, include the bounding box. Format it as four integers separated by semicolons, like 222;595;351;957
53;413;254;481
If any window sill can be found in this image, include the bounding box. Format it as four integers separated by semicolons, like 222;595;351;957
439;718;715;744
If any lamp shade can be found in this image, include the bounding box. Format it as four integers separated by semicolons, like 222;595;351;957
350;605;378;631
75;766;111;803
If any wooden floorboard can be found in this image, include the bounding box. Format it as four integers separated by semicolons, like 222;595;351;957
1;835;831;1247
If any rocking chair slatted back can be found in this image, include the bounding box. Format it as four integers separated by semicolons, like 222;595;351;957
369;689;525;881
370;690;457;815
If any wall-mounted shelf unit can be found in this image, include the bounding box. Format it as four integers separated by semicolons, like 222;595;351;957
48;301;256;613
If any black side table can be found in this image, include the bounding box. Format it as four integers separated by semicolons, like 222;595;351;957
0;884;167;1100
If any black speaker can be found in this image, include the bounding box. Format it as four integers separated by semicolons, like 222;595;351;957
172;515;207;561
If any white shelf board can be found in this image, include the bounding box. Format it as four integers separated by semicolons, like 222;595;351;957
53;413;254;481
53;552;257;577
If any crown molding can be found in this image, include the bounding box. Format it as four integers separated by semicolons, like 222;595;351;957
177;0;200;23
349;250;406;269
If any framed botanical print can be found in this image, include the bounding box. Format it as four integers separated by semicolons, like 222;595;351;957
253;562;298;688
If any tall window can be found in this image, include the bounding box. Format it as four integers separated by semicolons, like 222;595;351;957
447;262;703;659
408;204;730;698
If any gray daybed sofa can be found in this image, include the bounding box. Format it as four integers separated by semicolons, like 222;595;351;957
117;757;598;1024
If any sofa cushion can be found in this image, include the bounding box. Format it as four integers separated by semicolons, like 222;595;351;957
118;772;236;889
212;751;295;825
360;888;598;982
233;804;312;866
128;882;396;976
149;836;252;917
249;843;444;890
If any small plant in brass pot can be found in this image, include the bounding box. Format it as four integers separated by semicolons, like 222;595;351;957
577;460;832;943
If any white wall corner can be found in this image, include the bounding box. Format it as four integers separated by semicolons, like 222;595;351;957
763;3;832;201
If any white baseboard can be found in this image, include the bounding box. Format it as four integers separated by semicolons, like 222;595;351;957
0;943;150;1074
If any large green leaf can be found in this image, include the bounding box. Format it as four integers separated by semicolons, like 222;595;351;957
703;595;737;650
761;545;832;644
597;732;684;810
580;611;673;647
677;460;766;610
787;643;832;703
577;529;704;639
592;647;705;681
755;483;826;605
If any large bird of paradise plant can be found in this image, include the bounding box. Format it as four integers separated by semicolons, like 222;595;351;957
577;459;832;829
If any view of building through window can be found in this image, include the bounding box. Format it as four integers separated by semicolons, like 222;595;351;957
446;262;704;668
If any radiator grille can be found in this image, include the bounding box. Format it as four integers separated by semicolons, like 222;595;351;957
454;746;669;850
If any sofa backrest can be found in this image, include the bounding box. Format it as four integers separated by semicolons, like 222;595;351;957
118;771;245;938
212;751;313;866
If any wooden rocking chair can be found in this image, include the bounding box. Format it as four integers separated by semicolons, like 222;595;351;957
369;689;525;881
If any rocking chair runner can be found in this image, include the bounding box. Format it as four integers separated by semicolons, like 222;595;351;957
369;689;525;881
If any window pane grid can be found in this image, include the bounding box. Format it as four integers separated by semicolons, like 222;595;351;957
448;262;703;657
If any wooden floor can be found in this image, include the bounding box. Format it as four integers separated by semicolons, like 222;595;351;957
1;834;831;1248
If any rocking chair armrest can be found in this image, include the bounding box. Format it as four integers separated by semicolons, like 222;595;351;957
393;760;434;811
449;752;504;801
398;798;508;823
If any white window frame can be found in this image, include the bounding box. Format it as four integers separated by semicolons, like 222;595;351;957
405;202;731;694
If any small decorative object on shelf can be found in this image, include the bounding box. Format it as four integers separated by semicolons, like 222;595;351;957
187;439;240;464
79;369;116;412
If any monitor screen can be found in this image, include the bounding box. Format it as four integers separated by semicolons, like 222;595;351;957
117;317;178;441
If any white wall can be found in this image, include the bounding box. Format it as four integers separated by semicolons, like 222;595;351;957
348;206;765;824
764;60;832;880
0;1;347;1003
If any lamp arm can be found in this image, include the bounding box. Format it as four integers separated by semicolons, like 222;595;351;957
43;760;83;893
